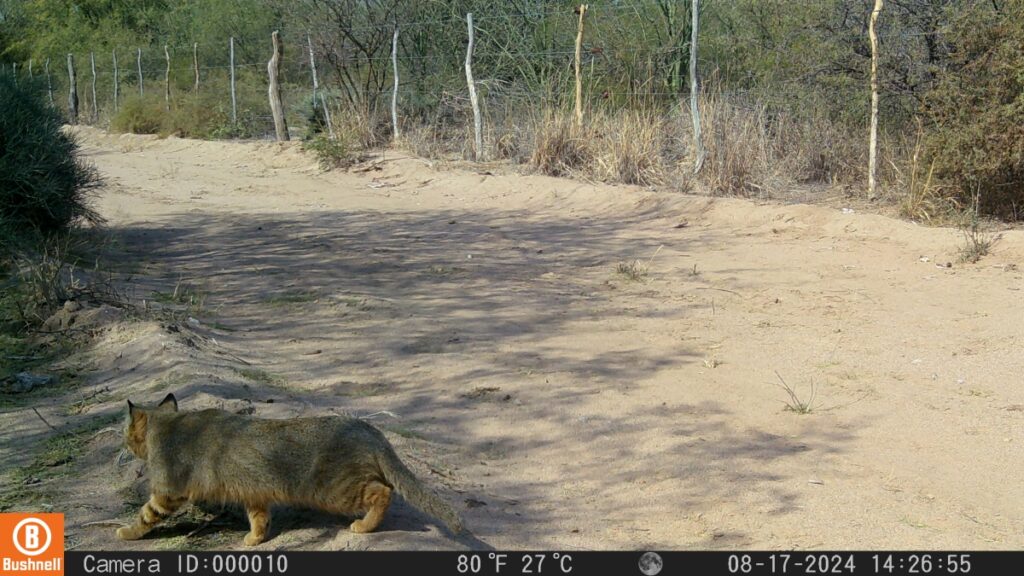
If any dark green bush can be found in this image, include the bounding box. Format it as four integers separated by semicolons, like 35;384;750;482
922;1;1024;219
0;73;101;254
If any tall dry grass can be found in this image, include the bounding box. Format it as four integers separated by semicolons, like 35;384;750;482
313;89;920;209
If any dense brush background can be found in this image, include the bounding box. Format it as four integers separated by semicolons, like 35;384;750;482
1;0;1022;218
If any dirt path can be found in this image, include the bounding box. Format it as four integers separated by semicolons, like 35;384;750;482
5;127;1023;551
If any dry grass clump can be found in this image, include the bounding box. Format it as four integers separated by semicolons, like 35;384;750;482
592;108;667;186
530;111;593;177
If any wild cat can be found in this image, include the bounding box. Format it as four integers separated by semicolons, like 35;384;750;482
118;394;463;545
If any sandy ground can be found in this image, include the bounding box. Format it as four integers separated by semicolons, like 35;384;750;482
2;127;1023;551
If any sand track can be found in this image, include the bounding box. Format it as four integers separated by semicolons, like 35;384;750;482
3;127;1022;550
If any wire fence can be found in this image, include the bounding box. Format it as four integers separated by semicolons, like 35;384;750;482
0;3;925;153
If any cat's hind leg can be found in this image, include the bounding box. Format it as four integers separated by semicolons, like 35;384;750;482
350;481;392;533
244;504;271;546
116;493;187;540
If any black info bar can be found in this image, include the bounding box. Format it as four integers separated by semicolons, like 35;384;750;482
65;551;1018;576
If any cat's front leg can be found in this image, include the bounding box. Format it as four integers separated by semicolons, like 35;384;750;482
243;504;271;546
116;493;186;540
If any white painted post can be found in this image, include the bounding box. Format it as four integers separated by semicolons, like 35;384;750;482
391;27;400;141
67;54;78;123
90;51;98;122
574;4;588;128
465;13;482;161
307;33;319;106
868;0;884;199
46;58;54;106
137;48;144;96
193;42;200;94
267;31;289;141
689;0;705;174
163;44;171;111
230;37;237;124
113;49;119;111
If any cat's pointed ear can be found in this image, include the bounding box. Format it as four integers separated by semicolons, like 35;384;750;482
158;393;178;412
127;399;137;415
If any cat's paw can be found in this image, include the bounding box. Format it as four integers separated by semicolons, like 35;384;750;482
243;532;265;546
116;526;143;540
349;520;370;533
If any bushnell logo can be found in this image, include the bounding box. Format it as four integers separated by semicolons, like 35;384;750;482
1;513;64;575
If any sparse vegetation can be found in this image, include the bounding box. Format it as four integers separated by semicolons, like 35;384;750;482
262;289;318;306
0;413;119;511
774;371;818;415
232;367;285;387
957;194;996;263
615;260;648;282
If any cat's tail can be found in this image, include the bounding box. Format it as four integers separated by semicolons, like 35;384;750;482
378;448;465;534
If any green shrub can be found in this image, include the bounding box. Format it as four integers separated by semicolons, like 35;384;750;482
304;134;359;169
0;73;101;254
109;94;166;134
922;1;1024;218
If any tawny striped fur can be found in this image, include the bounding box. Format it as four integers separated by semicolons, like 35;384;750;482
117;394;463;546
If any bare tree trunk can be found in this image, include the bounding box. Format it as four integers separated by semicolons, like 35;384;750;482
67;54;79;124
28;59;33;78
90;52;98;123
391;27;400;141
465;13;482;161
164;45;171;111
868;0;884;199
574;4;588;128
307;33;319;106
113;50;119;111
193;43;200;94
689;0;705;174
268;30;290;141
230;37;237;124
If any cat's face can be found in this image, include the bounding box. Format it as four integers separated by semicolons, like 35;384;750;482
123;393;178;459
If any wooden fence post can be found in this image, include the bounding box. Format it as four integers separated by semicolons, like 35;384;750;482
574;4;588;128
689;0;705;174
163;45;171;111
90;51;98;122
113;49;119;111
465;13;482;161
45;58;54;106
391;27;400;141
67;54;78;123
868;0;884;199
230;37;237;124
137;48;144;97
193;43;200;94
267;30;289;141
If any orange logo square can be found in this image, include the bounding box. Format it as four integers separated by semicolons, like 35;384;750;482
0;513;64;576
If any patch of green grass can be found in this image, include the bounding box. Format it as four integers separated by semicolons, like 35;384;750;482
151;280;205;307
232;367;285;387
262;290;318;306
204;320;237;332
0;413;120;511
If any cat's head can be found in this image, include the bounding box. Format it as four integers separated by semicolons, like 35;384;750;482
123;393;178;459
